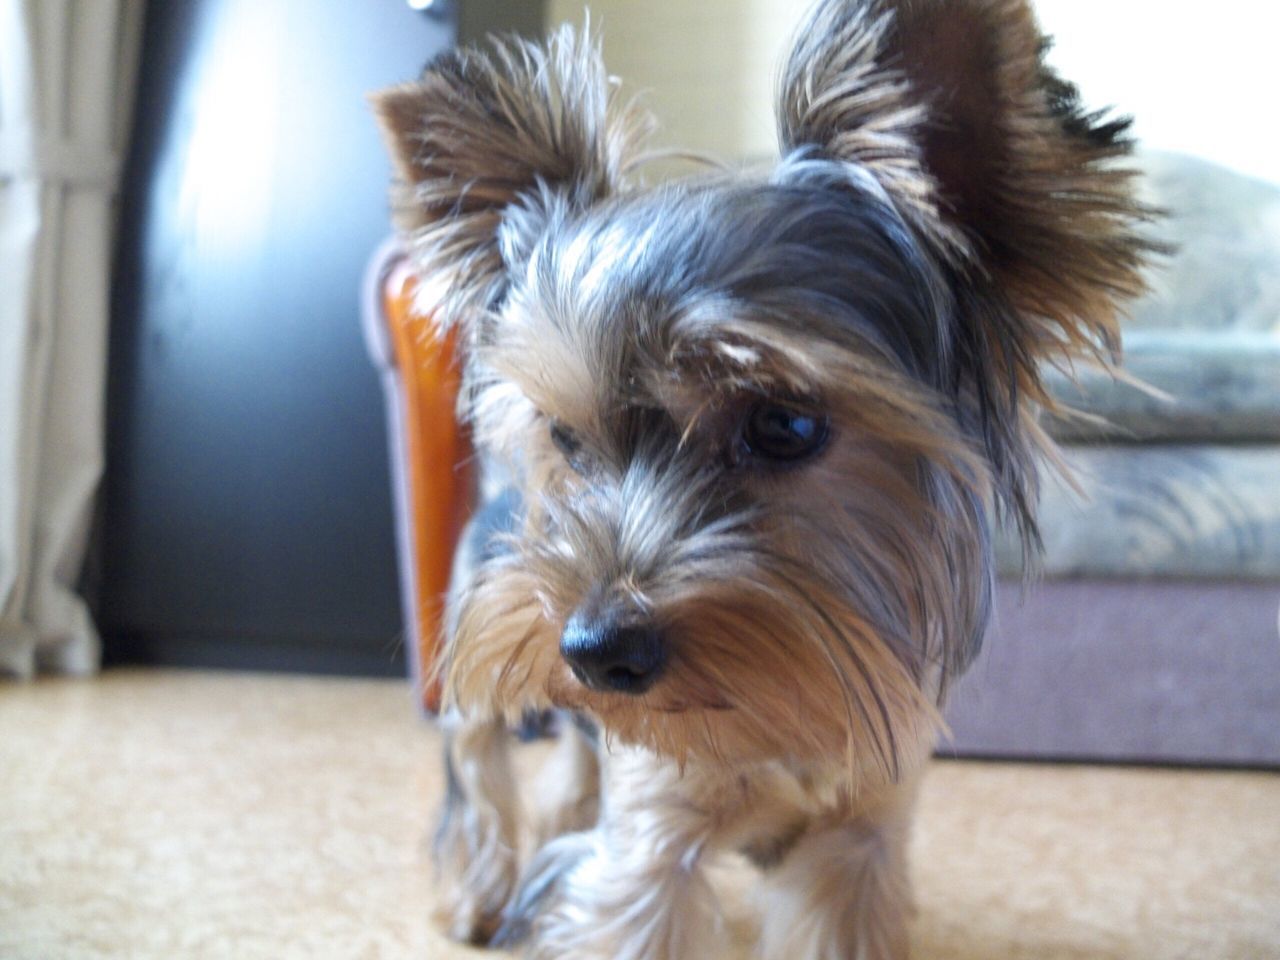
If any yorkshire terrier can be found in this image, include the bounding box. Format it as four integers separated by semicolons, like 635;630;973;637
373;0;1152;956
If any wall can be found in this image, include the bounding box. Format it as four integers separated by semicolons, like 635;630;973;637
548;0;1280;185
547;0;808;167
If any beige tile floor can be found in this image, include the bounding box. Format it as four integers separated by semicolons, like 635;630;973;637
1;669;1277;960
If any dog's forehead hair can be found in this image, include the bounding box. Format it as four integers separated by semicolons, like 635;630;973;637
487;169;948;444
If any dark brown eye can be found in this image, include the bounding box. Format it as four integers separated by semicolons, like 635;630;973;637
549;420;581;460
741;402;829;463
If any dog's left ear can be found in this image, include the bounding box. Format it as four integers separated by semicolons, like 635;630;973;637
779;0;1151;352
778;0;1152;343
371;26;652;330
778;0;1154;533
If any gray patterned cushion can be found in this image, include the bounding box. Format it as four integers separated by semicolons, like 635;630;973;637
1045;332;1280;443
1007;153;1280;578
1045;152;1280;442
998;446;1280;578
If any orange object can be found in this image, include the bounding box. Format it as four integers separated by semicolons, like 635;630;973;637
382;262;473;712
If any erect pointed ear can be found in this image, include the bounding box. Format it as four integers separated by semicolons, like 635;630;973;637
778;0;1156;546
371;26;652;329
777;0;1154;372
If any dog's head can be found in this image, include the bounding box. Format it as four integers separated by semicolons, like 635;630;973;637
373;0;1151;782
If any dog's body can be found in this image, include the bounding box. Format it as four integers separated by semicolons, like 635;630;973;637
374;1;1152;956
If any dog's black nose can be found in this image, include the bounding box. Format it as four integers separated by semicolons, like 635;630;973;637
560;612;666;695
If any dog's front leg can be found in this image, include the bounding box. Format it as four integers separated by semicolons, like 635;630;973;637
756;775;920;960
530;715;601;849
432;711;520;945
503;745;729;960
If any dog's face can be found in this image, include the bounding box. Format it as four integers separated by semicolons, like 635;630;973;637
453;175;988;776
374;0;1151;784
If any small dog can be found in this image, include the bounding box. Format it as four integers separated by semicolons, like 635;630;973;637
373;0;1152;956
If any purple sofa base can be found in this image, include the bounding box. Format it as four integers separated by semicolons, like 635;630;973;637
944;580;1280;767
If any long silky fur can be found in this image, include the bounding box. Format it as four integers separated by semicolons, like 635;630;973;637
778;0;1157;544
371;24;654;332
371;3;1157;957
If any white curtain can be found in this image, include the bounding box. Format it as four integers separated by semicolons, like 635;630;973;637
0;0;145;677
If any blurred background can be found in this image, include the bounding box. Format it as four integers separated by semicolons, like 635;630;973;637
2;0;1277;766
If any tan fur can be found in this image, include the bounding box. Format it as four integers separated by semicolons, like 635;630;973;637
520;749;930;960
781;0;1154;399
433;715;519;944
370;25;654;333
446;317;981;779
372;1;1155;956
755;778;920;960
530;719;600;849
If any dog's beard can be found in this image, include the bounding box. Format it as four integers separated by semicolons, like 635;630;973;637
444;516;954;787
445;299;995;790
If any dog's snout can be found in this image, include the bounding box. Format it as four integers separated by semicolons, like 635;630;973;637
560;611;666;696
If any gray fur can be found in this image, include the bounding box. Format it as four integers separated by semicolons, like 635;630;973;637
484;160;992;689
372;3;1155;954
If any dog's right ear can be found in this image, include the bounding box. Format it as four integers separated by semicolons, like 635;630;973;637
371;26;652;330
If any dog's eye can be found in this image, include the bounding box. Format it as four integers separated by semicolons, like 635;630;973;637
741;402;829;464
549;420;582;460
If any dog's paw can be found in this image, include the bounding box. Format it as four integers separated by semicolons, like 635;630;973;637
434;888;507;947
491;830;594;950
498;828;719;960
529;720;601;852
431;776;518;944
756;824;911;960
432;829;516;946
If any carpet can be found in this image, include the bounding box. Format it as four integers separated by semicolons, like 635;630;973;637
1;670;1275;959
